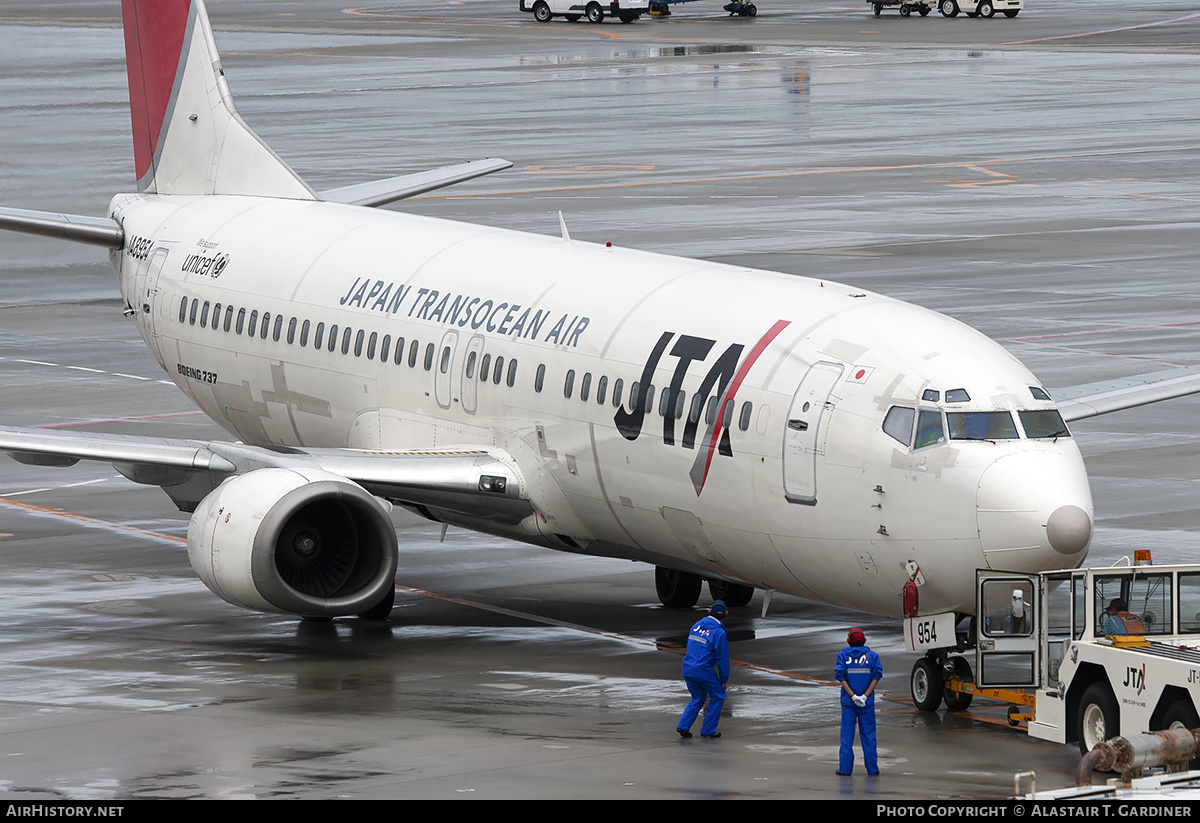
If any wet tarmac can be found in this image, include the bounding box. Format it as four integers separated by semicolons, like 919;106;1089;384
0;0;1198;800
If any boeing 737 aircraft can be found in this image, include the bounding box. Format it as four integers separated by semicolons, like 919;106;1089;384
2;0;1198;626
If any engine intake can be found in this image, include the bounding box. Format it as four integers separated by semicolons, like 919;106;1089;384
188;468;398;617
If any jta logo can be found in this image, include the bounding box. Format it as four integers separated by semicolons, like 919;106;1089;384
616;320;790;495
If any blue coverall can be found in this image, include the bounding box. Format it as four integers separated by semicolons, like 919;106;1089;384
834;644;883;775
677;615;729;736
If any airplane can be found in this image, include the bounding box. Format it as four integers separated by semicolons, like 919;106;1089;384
2;0;1199;627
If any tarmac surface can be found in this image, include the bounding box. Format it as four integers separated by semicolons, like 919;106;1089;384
0;0;1198;800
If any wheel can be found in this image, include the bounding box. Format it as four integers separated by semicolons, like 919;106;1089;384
873;4;881;15
357;585;395;621
899;4;911;15
1003;8;1018;16
977;0;995;17
939;0;958;16
533;1;552;22
565;14;582;21
1077;683;1119;756
918;6;929;14
744;3;757;15
619;12;638;22
708;579;754;608
911;658;944;712
656;566;702;609
942;657;974;710
586;2;604;22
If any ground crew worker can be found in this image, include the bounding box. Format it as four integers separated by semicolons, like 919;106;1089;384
835;627;882;775
1103;598;1147;635
676;600;730;739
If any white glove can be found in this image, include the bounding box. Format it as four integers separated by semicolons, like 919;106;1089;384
852;694;866;707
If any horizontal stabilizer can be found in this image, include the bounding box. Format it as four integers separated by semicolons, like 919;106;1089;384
320;158;513;208
1055;364;1200;422
0;206;123;248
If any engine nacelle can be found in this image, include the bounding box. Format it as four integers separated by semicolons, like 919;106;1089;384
187;467;398;617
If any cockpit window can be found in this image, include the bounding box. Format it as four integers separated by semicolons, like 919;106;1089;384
945;388;971;403
1030;386;1052;401
883;406;915;447
947;411;1018;440
921;389;940;402
914;410;945;449
1019;409;1071;439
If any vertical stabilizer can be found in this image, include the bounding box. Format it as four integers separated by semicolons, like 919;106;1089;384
121;0;317;200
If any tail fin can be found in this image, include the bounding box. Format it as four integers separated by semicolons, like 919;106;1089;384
121;0;316;200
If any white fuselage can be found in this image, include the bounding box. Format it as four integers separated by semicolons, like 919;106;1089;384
111;190;1093;617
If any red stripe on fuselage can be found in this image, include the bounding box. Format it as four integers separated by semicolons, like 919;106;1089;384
122;0;192;185
696;318;791;493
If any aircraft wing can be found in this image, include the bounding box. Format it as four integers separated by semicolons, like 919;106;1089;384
1054;364;1200;422
320;158;513;208
0;426;530;524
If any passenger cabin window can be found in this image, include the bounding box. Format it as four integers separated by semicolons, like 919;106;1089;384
596;375;608;405
611;378;623;409
260;312;271;340
314;322;325;349
564;369;575;398
342;327;353;355
423;343;434;370
408;340;419;368
506;359;517;388
480;353;491;380
179;297;188;323
581;373;592;402
738;402;752;431
223;306;233;332
200;302;210;328
273;315;284;342
535;364;545;393
367;332;377;360
236;308;246;335
300;319;310;346
327;324;338;352
883;406;916;447
439;346;451;374
189;300;199;325
379;334;390;362
466;351;478;379
492;356;504;385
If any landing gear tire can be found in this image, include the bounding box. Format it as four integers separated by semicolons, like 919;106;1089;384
358;585;395;621
586;2;604;23
977;0;995;16
533;1;552;22
911;657;945;712
942;657;974;710
707;579;754;607
1078;683;1119;756
656;566;702;609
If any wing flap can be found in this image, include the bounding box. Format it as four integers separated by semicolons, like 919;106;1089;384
1054;365;1200;422
320;158;513;208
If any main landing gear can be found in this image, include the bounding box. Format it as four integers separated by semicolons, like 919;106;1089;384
654;566;755;608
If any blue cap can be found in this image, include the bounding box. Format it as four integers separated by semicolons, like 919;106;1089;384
709;600;728;618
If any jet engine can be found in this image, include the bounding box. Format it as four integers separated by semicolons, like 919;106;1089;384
187;467;398;617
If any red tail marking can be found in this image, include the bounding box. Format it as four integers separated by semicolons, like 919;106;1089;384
122;0;192;183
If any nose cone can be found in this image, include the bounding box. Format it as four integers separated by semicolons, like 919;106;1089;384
976;445;1093;572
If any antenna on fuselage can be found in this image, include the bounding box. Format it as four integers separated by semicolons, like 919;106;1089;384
558;211;571;244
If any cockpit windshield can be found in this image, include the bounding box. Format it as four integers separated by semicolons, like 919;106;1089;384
947;411;1019;441
1019;409;1071;439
